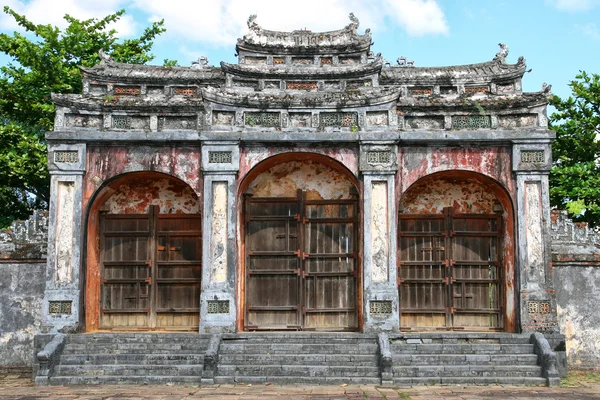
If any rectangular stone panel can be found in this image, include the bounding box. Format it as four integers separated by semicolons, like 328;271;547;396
54;151;79;164
289;113;311;128
55;181;75;284
452;115;492;129
158;116;197;130
366;111;389;126
65;114;102;128
498;114;538;128
210;182;228;283
525;182;544;273
370;181;389;283
405;116;445;130
320;112;358;128
213;111;235;125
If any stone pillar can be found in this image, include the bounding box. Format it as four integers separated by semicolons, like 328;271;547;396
42;144;86;333
199;142;240;333
513;142;559;333
360;144;400;332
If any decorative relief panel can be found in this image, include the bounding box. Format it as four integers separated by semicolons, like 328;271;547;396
323;81;340;90
54;151;79;163
210;182;228;283
65;114;102;128
408;86;433;96
245;112;281;127
440;86;457;95
366;111;389;126
405;116;445;130
112;115;131;129
370;300;393;315
207;300;230;314
464;86;489;94
245;56;266;64
174;87;196;95
233;80;258;89
521;150;545;164
158;116;197;130
367;151;391;165
347;80;372;88
370;182;389;283
208;151;233;164
114;86;141;95
264;80;280;89
289;113;311;128
320;57;333;65
213;111;235;125
287;81;318;90
89;84;107;94
293;57;313;65
528;301;551;314
320;112;358;128
497;83;515;93
498;114;538;128
147;86;164;95
49;300;72;314
273;57;285;65
452;115;492;129
340;56;360;64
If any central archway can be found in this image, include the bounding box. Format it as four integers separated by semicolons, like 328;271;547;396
238;153;360;331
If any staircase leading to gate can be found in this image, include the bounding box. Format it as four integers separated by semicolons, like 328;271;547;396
390;333;547;386
40;332;553;386
48;333;209;385
214;333;381;385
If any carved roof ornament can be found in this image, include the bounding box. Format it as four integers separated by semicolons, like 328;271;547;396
191;56;209;69
397;56;415;67
237;13;372;54
493;43;509;62
98;49;113;65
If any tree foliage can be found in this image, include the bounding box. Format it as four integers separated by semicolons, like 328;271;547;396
550;71;600;226
0;7;167;227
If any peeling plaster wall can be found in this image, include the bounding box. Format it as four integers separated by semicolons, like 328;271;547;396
246;160;355;200
0;211;47;368
551;210;600;369
84;146;202;211
103;178;200;214
554;267;600;369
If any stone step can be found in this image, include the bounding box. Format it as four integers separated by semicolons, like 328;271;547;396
59;353;205;365
392;353;539;365
55;364;202;377
67;333;209;345
48;375;202;386
221;335;377;344
393;376;547;386
393;365;542;378
213;375;381;385
390;343;534;354
218;342;378;354
218;353;379;366
61;345;206;355
389;334;531;345
216;365;380;378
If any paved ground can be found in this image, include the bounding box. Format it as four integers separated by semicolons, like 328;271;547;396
1;373;599;399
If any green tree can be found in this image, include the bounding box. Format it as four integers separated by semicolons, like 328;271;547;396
0;7;168;227
550;71;600;226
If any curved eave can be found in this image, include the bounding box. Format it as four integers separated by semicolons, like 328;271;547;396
202;87;400;109
236;27;371;55
220;59;382;79
80;63;225;85
381;59;527;85
396;92;550;112
52;93;204;112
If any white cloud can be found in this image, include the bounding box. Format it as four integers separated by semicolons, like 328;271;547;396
131;0;449;47
577;22;600;40
549;0;600;12
0;0;137;37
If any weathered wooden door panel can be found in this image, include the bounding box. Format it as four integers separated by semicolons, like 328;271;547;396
398;209;502;331
100;212;201;330
245;193;358;331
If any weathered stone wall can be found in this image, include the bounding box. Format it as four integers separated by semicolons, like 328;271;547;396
551;210;600;369
0;211;48;368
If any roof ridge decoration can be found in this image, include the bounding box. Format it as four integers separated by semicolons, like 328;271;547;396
237;13;372;54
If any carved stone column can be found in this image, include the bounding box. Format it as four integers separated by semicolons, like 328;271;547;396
199;142;240;333
360;143;400;332
42;144;86;333
513;141;559;333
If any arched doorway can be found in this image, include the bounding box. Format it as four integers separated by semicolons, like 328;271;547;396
85;172;202;331
239;153;360;331
398;171;515;332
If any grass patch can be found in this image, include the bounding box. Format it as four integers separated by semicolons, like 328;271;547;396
399;393;411;399
560;371;600;387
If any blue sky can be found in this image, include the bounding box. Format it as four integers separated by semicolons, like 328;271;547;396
1;0;599;101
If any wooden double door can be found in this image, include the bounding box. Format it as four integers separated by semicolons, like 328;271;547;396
99;207;202;330
398;208;503;331
244;190;358;330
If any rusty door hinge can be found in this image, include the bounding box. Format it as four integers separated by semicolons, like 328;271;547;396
443;277;456;285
